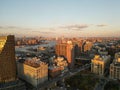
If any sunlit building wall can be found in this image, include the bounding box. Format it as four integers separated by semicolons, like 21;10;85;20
17;59;48;87
55;41;75;68
91;55;110;75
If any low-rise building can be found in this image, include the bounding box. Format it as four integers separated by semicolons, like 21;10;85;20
54;57;68;70
17;58;48;87
48;66;61;78
91;55;111;76
48;56;68;78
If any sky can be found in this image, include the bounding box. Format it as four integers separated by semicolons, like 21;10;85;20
0;0;120;37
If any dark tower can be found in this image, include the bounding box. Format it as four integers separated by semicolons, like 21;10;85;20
0;35;16;83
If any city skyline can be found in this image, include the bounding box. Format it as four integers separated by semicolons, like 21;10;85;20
0;0;120;37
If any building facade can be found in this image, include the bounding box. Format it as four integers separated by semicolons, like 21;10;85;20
55;41;75;68
56;43;67;57
0;35;17;83
17;58;48;87
110;58;120;80
91;55;110;75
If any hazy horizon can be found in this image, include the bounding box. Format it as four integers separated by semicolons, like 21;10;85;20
0;0;120;37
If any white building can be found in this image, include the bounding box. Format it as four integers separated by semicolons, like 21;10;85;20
110;57;120;80
91;55;111;76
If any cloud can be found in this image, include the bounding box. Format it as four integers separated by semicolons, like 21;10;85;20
96;24;108;27
0;26;33;30
60;24;89;30
0;26;17;29
31;31;55;34
6;26;18;29
0;26;5;29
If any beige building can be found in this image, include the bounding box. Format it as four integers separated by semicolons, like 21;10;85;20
91;55;110;75
0;35;17;83
110;58;120;80
17;58;48;87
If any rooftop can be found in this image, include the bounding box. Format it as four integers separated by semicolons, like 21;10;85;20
112;58;120;66
18;57;47;68
93;55;110;62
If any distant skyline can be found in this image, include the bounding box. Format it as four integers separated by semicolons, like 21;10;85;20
0;0;120;37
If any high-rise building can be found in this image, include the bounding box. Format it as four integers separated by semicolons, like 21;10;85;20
110;55;120;80
91;55;110;75
0;35;17;83
56;43;67;57
55;41;75;68
0;35;26;90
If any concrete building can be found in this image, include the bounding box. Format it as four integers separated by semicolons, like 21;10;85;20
72;41;83;57
0;35;17;83
17;58;48;87
55;41;75;68
91;55;111;75
110;57;120;80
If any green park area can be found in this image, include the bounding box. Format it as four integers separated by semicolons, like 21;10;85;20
65;71;99;90
104;80;120;90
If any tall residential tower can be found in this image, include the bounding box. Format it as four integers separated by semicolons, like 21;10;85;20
56;41;75;68
0;35;17;83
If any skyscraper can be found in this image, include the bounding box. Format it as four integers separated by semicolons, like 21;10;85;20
0;35;17;83
0;35;26;90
